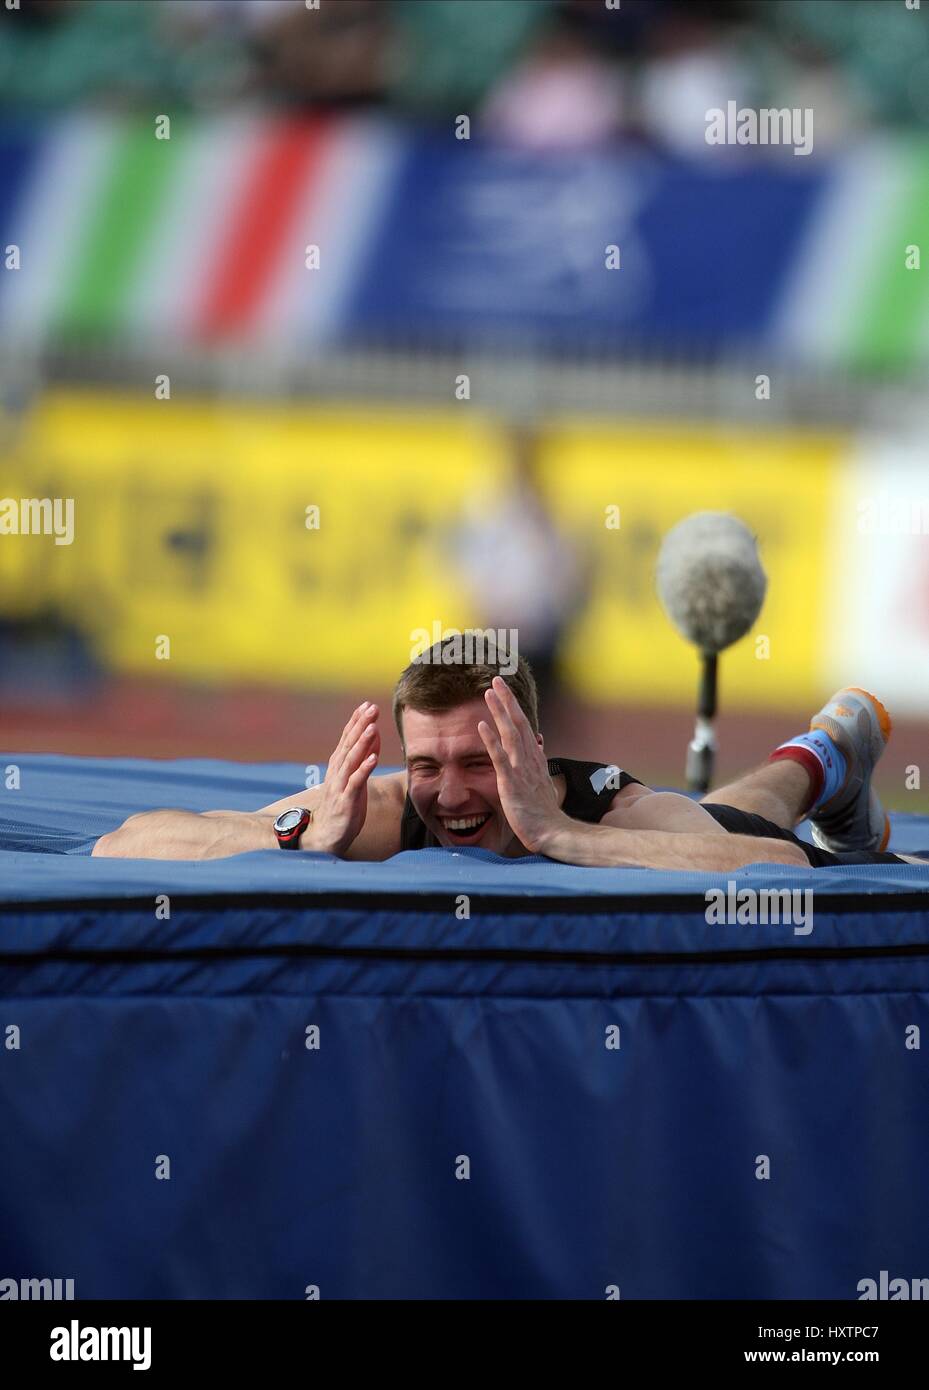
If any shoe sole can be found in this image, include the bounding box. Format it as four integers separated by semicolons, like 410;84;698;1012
852;690;892;848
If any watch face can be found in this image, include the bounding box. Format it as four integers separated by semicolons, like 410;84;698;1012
276;809;304;833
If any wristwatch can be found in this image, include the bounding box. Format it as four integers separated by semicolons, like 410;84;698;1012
273;806;313;849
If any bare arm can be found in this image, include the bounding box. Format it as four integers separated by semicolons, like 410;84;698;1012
91;808;277;861
93;703;407;862
537;818;809;870
474;678;808;870
91;773;406;862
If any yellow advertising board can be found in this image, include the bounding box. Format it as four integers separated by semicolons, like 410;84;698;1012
0;392;503;687
0;393;842;706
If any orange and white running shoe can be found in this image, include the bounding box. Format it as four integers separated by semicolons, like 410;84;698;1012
809;687;893;853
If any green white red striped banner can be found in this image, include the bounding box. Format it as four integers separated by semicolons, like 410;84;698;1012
0;113;401;350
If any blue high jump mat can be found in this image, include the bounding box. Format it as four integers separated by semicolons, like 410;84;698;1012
2;752;929;1300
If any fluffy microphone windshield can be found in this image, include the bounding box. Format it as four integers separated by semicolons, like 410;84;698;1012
656;512;767;654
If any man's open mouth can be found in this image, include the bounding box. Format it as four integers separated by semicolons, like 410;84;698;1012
440;813;492;844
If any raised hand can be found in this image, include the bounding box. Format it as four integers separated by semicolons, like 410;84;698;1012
477;676;566;855
308;702;381;855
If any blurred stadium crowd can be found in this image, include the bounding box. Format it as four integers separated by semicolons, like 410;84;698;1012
1;0;927;147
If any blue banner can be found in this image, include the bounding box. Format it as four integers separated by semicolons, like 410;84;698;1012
346;135;826;351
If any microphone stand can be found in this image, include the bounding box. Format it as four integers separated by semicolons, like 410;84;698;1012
686;651;717;793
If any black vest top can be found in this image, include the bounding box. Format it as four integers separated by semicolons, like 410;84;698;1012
399;756;643;851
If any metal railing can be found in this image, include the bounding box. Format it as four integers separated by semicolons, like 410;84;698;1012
2;339;928;432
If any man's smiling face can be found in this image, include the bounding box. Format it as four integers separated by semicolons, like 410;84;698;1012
402;697;543;856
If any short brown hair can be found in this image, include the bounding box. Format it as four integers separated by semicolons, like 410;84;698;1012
393;635;540;745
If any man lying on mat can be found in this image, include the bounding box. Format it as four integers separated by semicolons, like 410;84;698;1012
93;640;920;869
